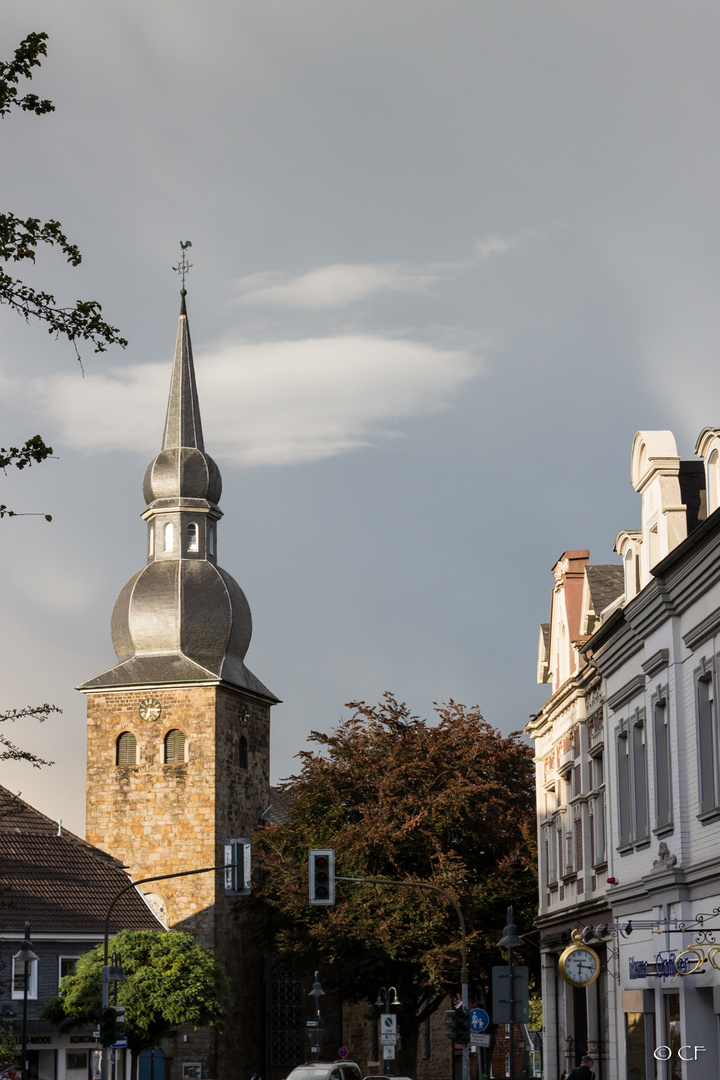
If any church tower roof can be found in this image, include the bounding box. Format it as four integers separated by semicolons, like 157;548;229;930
79;294;277;702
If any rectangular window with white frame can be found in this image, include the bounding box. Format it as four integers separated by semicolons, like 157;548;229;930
652;686;672;830
617;722;632;846
58;956;79;990
632;709;649;841
616;708;649;847
588;749;606;866
12;956;38;999
696;659;718;816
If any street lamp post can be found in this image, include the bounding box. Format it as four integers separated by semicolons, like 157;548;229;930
497;906;523;1080
374;987;400;1078
307;972;326;1059
13;923;38;1080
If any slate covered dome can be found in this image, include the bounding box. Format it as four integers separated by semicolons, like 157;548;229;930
79;295;276;702
143;447;222;505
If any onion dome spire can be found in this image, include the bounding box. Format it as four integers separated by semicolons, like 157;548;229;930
79;285;277;702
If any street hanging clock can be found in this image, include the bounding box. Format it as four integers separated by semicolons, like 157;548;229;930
558;929;601;987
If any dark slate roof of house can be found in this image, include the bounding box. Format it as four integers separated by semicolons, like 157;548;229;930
586;565;624;616
0;787;164;935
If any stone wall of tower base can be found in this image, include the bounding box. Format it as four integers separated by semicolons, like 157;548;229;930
84;682;272;1080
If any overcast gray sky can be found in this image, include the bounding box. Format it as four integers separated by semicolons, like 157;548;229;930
2;2;719;836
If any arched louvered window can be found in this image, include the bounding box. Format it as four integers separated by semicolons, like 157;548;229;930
239;735;248;770
116;732;137;766
164;729;186;765
187;522;199;552
164;522;174;551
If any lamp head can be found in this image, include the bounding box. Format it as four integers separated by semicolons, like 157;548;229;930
13;922;38;964
308;971;325;998
497;906;523;950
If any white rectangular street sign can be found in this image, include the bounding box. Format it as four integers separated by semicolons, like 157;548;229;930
380;1013;397;1034
470;1033;490;1048
382;1047;395;1060
380;1033;397;1045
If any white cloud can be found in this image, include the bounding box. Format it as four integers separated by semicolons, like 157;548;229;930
235;263;438;310
234;241;540;311
476;235;515;259
475;231;539;259
31;335;479;467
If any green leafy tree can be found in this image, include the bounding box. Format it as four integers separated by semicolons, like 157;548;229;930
1;31;126;520
43;931;230;1080
0;1030;17;1069
253;694;538;1076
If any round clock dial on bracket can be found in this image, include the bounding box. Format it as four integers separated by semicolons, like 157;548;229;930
139;697;162;722
558;930;601;988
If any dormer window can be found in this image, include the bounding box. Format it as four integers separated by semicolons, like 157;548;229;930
709;449;720;515
164;522;174;552
187;522;199;552
648;523;660;568
624;548;639;601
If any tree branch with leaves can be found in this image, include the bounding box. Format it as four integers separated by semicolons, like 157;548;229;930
0;703;59;768
0;32;127;358
1;31;127;519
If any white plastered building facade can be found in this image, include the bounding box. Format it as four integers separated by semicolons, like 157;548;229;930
530;429;720;1080
528;550;623;1080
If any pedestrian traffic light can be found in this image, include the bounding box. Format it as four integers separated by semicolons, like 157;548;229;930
309;849;335;905
445;1010;457;1041
224;838;252;895
100;1008;116;1046
114;1007;126;1039
455;1009;470;1045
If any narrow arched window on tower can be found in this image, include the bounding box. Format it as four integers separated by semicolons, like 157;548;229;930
148;526;154;558
239;735;248;770
164;729;186;765
187;522;199;552
208;525;215;557
116;732;137;766
164;522;174;552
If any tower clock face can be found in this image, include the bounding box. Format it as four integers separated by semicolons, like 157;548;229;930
139;697;162;722
558;943;601;987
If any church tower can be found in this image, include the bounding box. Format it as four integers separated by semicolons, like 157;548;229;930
80;291;278;1079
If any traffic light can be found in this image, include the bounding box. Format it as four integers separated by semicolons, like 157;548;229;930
100;1008;116;1046
455;1008;470;1045
114;1007;126;1040
445;1010;457;1041
224;838;252;895
309;849;335;905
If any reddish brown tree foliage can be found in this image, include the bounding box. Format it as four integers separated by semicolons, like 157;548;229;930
253;694;537;1072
